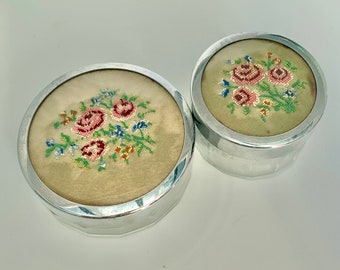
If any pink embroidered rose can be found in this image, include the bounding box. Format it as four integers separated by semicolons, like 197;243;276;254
112;99;137;120
81;139;107;161
72;108;106;137
231;63;264;85
267;66;292;84
232;87;259;107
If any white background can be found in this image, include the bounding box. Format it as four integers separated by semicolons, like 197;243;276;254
1;1;339;269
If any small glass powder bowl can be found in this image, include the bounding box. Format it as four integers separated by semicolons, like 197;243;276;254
18;63;194;235
191;33;326;178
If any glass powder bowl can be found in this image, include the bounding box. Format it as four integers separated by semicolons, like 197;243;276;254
18;63;194;235
191;33;326;178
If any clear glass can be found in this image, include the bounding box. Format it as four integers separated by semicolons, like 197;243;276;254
18;63;195;235
191;33;327;178
195;127;305;178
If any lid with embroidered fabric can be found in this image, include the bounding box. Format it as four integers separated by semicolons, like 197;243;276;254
27;66;186;206
201;38;317;136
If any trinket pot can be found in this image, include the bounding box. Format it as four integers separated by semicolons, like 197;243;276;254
191;33;326;177
18;63;194;235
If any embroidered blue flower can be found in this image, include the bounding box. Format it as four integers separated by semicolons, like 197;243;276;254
132;120;148;132
221;89;229;98
55;147;65;157
220;79;230;98
282;88;297;99
226;59;234;65
100;89;116;98
98;160;106;168
111;125;125;139
91;96;102;105
221;79;230;87
244;55;252;62
69;143;79;155
46;139;55;147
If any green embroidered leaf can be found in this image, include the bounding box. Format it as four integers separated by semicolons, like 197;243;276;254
108;123;115;130
45;146;55;158
285;61;297;72
109;153;117;162
273;105;281;111
93;130;101;138
261;60;268;67
260;115;267;122
120;142;127;148
106;138;118;145
243;106;250;115
283;101;296;113
122;93;129;101
266;59;274;70
98;166;106;172
98;128;110;136
223;69;230;75
258;82;271;92
235;58;242;64
137;146;143;157
100;101;111;109
291;81;299;88
124;133;132;142
292;80;308;89
80;101;87;112
121;121;129;129
75;157;90;168
138;102;147;109
54;122;61;129
132;136;154;156
129;96;138;102
137;109;156;119
145;136;156;144
60;133;71;144
227;102;235;114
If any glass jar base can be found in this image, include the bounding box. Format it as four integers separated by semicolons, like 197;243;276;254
196;128;301;179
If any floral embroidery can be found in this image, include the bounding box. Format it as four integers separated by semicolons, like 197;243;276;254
231;63;264;85
80;139;107;161
53;110;78;129
72;108;106;137
232;87;259;107
45;89;156;171
112;99;137;121
111;125;125;139
221;52;307;122
267;66;292;84
132;120;149;132
282;88;297;99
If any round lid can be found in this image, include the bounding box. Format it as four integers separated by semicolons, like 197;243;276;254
192;33;326;147
24;64;187;206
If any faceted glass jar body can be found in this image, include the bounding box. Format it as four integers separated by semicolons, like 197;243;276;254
191;33;326;178
18;63;195;235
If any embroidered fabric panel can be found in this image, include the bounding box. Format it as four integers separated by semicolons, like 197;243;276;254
45;90;156;171
28;70;185;206
201;39;317;136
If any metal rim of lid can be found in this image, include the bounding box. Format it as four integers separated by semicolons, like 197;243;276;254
18;62;194;219
191;32;327;149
